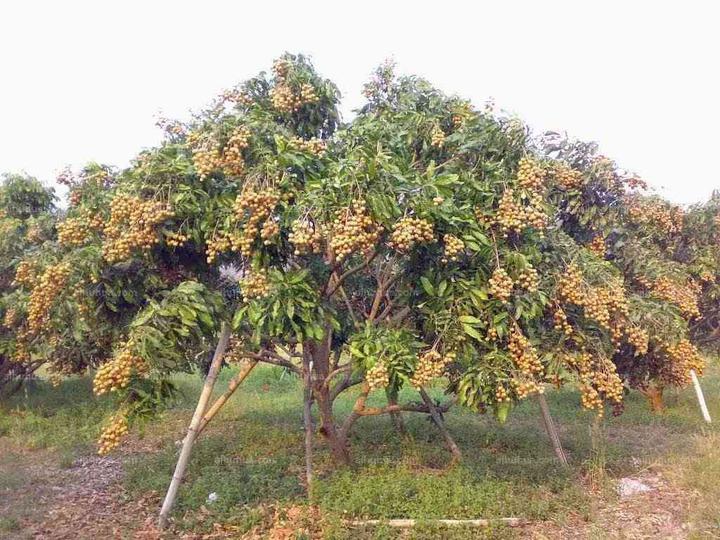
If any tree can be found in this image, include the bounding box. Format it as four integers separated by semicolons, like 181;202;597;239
4;54;714;468
0;173;57;391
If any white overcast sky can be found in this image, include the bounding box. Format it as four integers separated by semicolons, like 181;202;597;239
1;0;718;205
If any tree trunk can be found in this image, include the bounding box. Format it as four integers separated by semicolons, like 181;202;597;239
315;384;351;464
642;384;665;413
303;358;314;494
419;388;462;463
387;389;407;436
158;323;231;529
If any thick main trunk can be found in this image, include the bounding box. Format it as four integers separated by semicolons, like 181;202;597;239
315;384;351;464
642;384;665;413
306;332;351;465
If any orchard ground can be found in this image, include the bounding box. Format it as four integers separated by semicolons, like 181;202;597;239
1;363;719;539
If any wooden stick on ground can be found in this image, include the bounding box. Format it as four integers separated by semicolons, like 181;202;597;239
348;518;523;528
158;322;231;529
536;393;569;466
690;369;712;423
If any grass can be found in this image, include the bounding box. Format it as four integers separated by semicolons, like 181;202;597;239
1;362;719;538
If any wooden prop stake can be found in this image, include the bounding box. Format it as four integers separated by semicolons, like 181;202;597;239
158;323;231;529
419;388;462;462
196;359;258;436
536;393;569;466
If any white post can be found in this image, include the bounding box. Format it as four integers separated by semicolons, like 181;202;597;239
690;369;712;423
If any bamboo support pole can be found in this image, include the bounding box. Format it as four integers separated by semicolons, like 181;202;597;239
158;323;231;529
419;388;462;462
196;359;258;436
536;393;569;466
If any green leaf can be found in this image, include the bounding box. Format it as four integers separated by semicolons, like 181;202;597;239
462;324;483;341
420;277;435;296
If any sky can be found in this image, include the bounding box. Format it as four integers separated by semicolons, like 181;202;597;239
1;0;718;205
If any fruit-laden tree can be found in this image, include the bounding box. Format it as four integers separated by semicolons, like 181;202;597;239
540;134;708;410
0;173;57;391
7;55;712;470
679;193;720;352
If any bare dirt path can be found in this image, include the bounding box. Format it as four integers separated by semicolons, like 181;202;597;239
0;440;159;539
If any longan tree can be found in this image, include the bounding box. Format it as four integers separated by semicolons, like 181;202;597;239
0;173;57;391
540;134;709;410
6;56;716;494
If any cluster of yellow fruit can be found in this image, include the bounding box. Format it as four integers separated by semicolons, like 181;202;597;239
664;339;704;386
240;269;271;300
69;281;91;323
496;189;547;235
587;235;606;257
557;263;584;305
288;136;326;156
270;84;301;112
517;157;545;191
441;234;464;263
231;187;281;257
489;267;514;302
511;377;544;400
627;198;684;236
3;307;17;328
496;189;525;234
13;259;38;288
98;412;129;455
517;266;539;292
366;361;389;391
166;231;188;248
93;346;148;396
12;329;32;363
271;82;318;113
191;143;222;180
553;306;573;336
583;288;612;329
626;325;649;356
260;219;280;245
624;175;648;190
410;350;455;387
388;217;434;253
26;224;44;243
289;219;323;255
27;262;71;334
272;58;291;80
57;210;104;247
550;162;583;189
567;352;623;415
494;383;511;403
68;189;83;206
651;277;701;319
430;125;446;147
330;201;382;262
508;328;544;377
205;232;237;263
102;195;173;263
221;126;252;176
